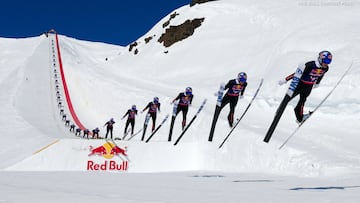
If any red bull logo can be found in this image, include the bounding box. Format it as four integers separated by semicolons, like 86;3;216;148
87;142;129;171
310;68;325;77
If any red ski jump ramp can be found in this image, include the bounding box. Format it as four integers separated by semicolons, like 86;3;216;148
55;34;87;131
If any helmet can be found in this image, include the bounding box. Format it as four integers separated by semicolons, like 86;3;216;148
131;105;137;111
185;87;192;95
237;72;247;83
153;97;159;104
318;50;332;65
110;118;114;122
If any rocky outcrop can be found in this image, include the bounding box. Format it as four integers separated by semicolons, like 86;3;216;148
128;42;138;52
158;18;205;47
144;35;156;44
190;0;217;7
162;12;179;28
128;42;139;55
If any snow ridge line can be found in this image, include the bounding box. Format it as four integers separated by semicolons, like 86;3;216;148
55;34;87;131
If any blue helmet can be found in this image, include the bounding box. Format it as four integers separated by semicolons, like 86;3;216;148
131;105;137;111
185;87;192;95
153;97;159;104
237;72;247;83
318;50;332;65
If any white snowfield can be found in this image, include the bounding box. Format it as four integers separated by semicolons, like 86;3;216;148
1;0;360;202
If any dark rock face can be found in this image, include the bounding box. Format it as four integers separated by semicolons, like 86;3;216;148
127;5;208;53
163;12;180;28
144;36;154;44
129;42;138;52
158;18;205;47
190;0;217;7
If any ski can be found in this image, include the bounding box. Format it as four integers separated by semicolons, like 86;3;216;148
263;94;291;143
122;128;132;140
141;113;151;141
174;99;207;145
279;61;353;149
263;66;305;143
219;78;264;148
208;83;226;142
145;114;170;143
126;128;143;141
278;111;312;149
168;101;179;141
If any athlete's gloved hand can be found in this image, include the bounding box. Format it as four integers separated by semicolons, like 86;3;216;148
313;84;319;88
278;79;287;85
239;95;244;99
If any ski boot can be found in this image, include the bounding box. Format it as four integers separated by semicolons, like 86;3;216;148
297;111;313;124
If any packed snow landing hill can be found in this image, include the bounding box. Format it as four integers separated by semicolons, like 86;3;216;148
1;0;360;176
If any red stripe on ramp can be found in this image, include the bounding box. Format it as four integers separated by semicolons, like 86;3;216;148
55;34;87;131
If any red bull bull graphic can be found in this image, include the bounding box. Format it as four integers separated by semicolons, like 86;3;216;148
87;142;129;171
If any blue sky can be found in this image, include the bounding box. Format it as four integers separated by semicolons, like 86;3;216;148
0;0;189;46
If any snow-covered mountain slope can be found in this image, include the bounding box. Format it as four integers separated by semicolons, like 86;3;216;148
1;0;360;176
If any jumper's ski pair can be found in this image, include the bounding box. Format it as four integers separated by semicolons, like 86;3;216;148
144;99;207;144
264;61;353;149
208;83;226;142
122;128;132;140
208;79;264;148
141;113;151;141
173;99;207;145
140;113;169;142
144;114;170;143
218;79;264;148
168;100;179;142
126;128;143;141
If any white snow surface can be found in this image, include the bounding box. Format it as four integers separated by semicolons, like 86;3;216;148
1;0;360;202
